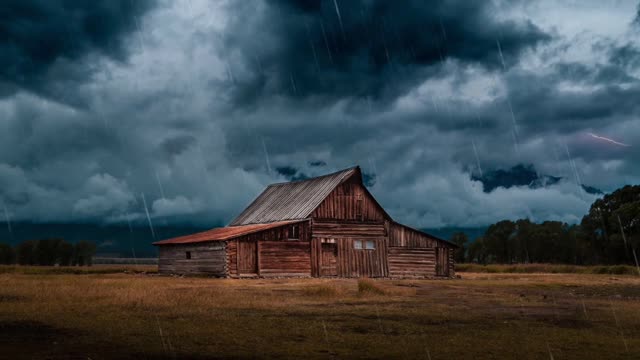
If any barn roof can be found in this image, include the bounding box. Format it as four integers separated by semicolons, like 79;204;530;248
390;221;458;248
229;166;362;226
152;219;306;245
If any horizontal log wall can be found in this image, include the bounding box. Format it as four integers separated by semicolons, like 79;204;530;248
387;222;456;277
227;240;237;277
228;221;311;278
312;179;386;222
312;220;386;238
388;247;436;278
259;241;311;277
158;242;227;276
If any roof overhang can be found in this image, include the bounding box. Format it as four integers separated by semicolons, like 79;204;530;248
153;219;308;246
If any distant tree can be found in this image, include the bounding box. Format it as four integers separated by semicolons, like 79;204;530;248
581;185;640;264
74;241;97;266
35;238;65;266
0;243;15;264
450;232;468;263
56;241;74;266
467;237;488;264
483;220;516;263
513;219;534;263
16;240;38;265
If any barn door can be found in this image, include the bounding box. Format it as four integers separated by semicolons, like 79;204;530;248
320;243;338;277
436;248;450;277
238;241;258;275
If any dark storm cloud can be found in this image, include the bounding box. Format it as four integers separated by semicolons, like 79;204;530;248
160;135;197;159
1;0;638;231
0;0;156;103
610;43;640;69
505;64;640;135
226;0;550;104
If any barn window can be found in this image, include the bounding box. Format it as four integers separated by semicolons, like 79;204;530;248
185;251;192;259
365;240;375;250
354;240;363;250
289;224;299;240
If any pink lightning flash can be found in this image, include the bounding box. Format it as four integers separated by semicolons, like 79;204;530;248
587;133;631;147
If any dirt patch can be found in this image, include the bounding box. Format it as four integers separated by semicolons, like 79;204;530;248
0;320;232;360
0;321;78;359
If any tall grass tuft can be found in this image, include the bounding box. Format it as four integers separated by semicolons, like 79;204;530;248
357;279;386;295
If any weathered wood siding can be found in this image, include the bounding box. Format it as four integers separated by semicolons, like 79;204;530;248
387;222;455;277
311;237;388;277
312;220;386;238
312;178;387;222
158;242;227;276
388;247;436;278
388;222;439;248
259;241;311;277
310;219;388;277
227;221;311;278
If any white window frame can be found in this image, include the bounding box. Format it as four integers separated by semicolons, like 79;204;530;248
353;240;363;250
365;240;375;250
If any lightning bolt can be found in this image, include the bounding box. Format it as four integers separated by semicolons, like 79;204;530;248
587;133;630;147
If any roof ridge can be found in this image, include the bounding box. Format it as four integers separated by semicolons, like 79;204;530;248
228;165;361;226
266;165;359;187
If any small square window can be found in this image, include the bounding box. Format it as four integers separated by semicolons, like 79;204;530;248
365;240;375;250
354;240;363;250
186;251;192;259
289;225;299;240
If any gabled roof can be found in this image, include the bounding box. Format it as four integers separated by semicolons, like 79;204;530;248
229;166;361;226
152;219;306;245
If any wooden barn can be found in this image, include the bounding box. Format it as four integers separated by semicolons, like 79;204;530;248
153;166;456;278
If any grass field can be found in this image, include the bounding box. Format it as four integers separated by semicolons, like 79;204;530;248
1;266;639;359
456;263;640;275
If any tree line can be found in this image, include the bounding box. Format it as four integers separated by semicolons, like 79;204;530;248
0;239;97;266
451;185;640;265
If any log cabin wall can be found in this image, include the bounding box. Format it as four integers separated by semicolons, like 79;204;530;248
158;242;227;276
387;222;456;278
227;221;311;278
311;221;386;238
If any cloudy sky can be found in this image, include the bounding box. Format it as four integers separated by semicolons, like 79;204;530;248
1;0;639;230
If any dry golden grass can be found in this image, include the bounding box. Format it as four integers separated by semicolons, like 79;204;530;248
456;263;639;275
0;268;639;359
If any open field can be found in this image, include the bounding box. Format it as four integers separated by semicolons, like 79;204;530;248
1;267;639;359
456;263;640;275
